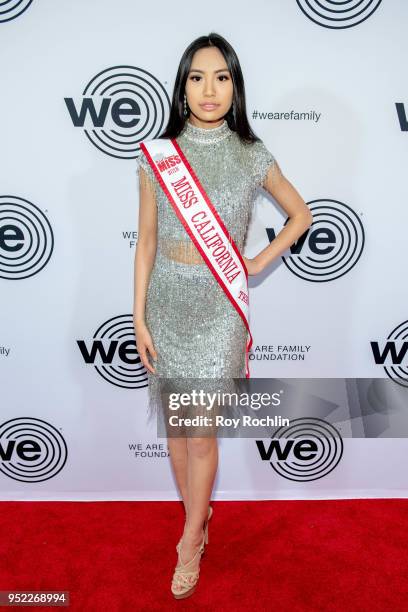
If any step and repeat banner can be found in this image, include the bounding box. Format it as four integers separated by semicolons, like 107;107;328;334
1;0;407;500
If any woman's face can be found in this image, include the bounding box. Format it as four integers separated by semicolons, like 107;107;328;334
185;46;233;127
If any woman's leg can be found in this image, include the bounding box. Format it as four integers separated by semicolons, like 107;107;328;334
179;436;218;562
167;437;189;512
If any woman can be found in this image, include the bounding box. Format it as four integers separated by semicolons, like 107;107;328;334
133;32;312;599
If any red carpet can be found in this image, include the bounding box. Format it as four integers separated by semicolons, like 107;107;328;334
1;499;407;611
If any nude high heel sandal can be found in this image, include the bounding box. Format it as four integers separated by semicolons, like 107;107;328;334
171;531;206;599
171;506;213;599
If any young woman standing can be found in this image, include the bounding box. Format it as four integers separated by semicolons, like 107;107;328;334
134;33;312;599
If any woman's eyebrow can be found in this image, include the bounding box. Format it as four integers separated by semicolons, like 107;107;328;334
188;68;230;74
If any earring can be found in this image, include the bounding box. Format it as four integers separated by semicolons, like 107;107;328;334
183;93;188;117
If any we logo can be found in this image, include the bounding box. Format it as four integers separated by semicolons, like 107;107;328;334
65;66;170;159
267;200;365;282
77;314;148;389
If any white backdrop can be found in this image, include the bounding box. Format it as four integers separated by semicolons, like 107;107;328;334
1;0;407;500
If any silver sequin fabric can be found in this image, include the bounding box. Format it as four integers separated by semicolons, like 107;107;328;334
136;119;276;425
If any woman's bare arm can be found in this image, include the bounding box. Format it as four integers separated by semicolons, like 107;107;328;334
133;166;158;373
244;161;313;275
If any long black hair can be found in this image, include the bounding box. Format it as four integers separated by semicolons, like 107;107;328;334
160;32;260;144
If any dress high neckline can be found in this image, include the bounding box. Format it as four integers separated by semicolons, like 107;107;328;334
181;118;233;145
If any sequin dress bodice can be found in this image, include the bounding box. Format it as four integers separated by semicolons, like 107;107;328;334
137;119;276;268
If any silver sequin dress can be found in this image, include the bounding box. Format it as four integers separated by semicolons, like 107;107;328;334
137;119;276;426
